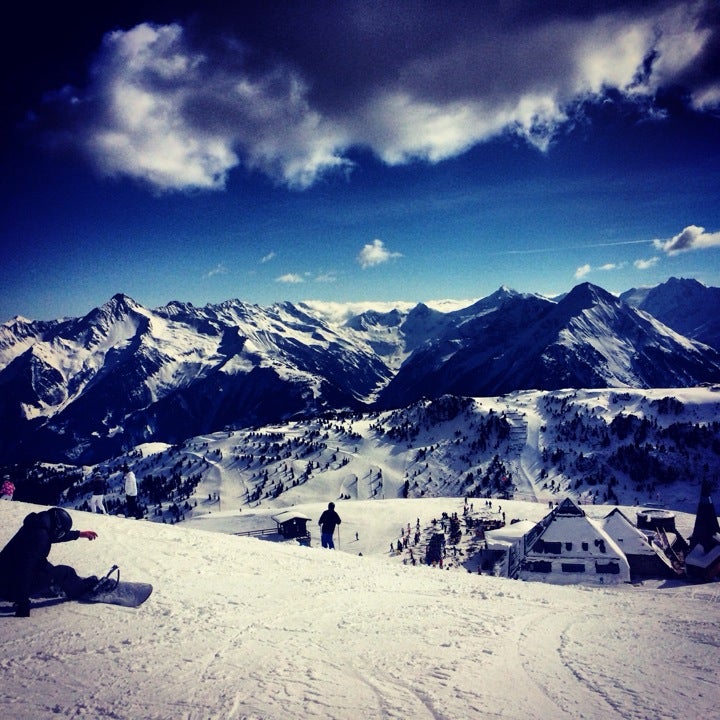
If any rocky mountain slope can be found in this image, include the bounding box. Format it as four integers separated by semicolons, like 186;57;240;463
620;276;720;350
1;281;719;465
0;295;390;464
376;283;720;407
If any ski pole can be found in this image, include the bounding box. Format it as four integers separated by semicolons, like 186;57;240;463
336;526;340;550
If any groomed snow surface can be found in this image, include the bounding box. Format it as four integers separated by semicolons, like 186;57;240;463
1;498;718;720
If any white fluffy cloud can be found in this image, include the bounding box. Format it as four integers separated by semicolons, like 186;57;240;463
574;263;592;279
653;225;720;255
68;23;348;191
575;261;626;279
357;239;402;269
203;262;228;279
275;273;304;284
634;257;660;270
47;3;719;192
83;24;237;191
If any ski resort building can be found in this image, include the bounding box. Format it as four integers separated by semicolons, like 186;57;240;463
483;520;536;577
518;498;631;585
472;487;719;585
475;499;692;584
600;508;672;579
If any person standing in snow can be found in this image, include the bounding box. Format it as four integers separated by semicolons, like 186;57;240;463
318;502;341;549
88;473;107;514
0;507;98;617
123;466;140;519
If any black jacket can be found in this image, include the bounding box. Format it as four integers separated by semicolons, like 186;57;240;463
0;510;79;603
318;509;341;535
91;477;105;495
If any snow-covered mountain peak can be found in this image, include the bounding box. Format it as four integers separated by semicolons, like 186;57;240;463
77;293;145;327
3;315;34;328
620;276;720;351
451;285;527;321
344;307;403;332
489;284;519;302
154;299;196;316
96;293;145;318
2;281;720;465
561;282;618;312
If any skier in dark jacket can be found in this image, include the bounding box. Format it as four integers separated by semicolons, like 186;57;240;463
0;507;98;617
318;502;341;549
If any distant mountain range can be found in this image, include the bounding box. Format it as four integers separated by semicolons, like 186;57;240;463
620;276;720;351
378;281;720;405
1;277;719;465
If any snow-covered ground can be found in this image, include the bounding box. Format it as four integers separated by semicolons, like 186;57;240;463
1;498;718;720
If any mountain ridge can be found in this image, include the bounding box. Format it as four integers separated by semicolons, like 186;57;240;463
620;276;720;350
1;279;719;465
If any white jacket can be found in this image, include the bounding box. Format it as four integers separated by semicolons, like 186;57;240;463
124;471;138;496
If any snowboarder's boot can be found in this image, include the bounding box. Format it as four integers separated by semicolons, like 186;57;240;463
74;576;100;598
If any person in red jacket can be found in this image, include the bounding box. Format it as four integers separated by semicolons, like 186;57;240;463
0;507;98;617
1;476;14;500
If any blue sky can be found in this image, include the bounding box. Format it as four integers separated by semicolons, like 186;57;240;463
2;1;720;322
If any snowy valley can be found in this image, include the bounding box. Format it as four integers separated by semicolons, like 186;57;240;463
18;386;720;521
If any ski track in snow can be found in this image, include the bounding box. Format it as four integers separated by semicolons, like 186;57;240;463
1;501;719;720
506;409;539;503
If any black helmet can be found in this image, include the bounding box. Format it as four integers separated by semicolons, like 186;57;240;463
48;507;73;541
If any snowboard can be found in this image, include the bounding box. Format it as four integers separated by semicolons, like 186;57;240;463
79;565;153;608
1;565;152;615
80;580;153;607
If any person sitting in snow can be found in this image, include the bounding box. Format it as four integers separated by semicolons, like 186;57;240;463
318;502;341;549
0;507;98;617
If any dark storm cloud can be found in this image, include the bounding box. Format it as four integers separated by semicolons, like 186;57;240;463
34;0;720;191
666;0;720;108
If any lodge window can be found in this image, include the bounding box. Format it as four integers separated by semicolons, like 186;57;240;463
539;541;561;554
561;563;585;573
525;560;552;573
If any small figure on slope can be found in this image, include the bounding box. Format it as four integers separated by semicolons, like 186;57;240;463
1;476;14;500
123;466;140;519
89;473;107;514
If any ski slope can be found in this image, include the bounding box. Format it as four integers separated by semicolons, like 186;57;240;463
1;499;718;720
